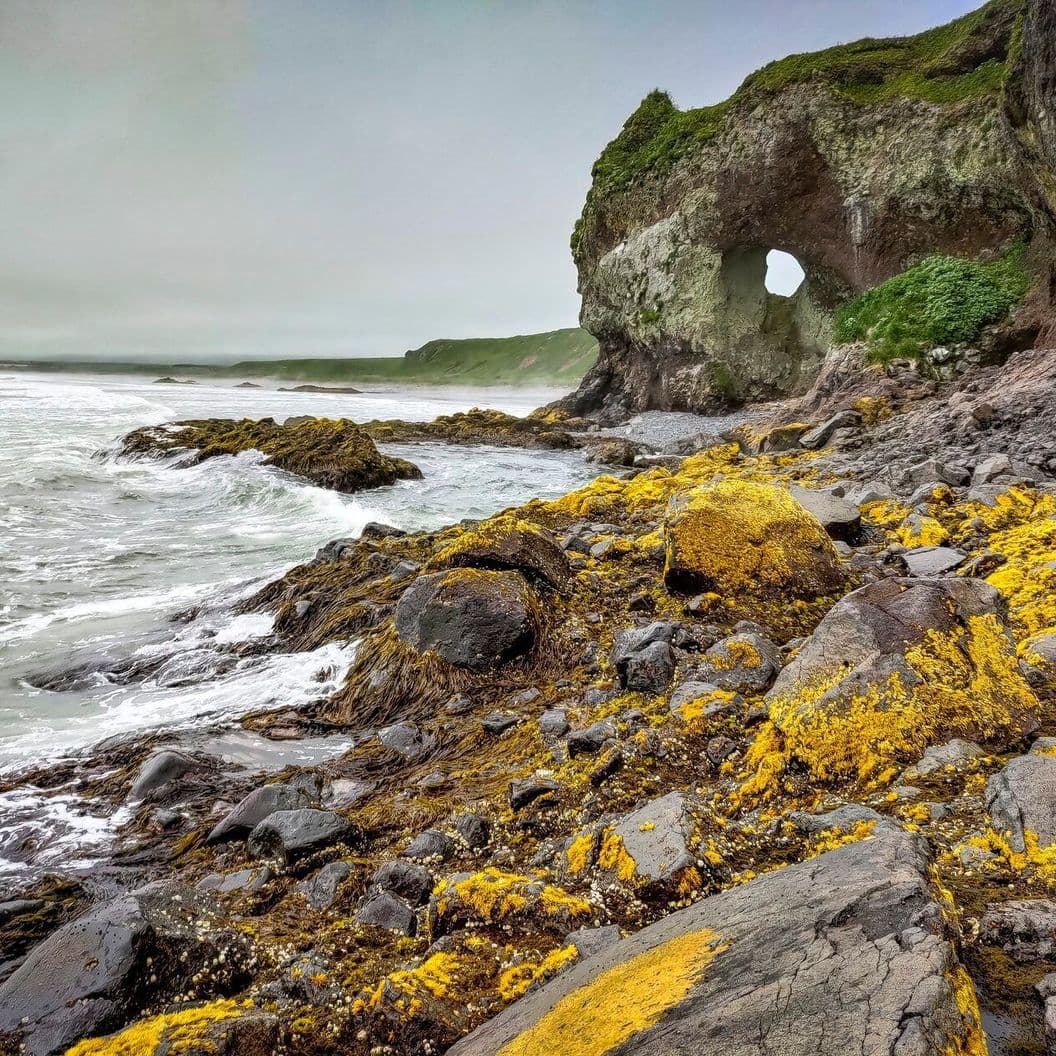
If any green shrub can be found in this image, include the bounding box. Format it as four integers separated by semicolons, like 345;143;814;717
833;250;1029;362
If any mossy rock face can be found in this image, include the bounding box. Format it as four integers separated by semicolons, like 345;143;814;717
563;0;1055;419
121;416;422;494
663;480;845;599
394;569;538;671
433;519;571;591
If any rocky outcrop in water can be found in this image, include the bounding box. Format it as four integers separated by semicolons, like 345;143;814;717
563;0;1056;420
120;416;422;493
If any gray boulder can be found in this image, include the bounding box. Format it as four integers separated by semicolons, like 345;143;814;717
370;860;434;906
903;739;985;781
403;829;455;861
298;861;354;910
0;882;249;1056
980;899;1056;962
448;828;978;1056
355;890;416;935
394;569;536;670
768;577;1037;751
377;720;433;760
207;783;313;843
247;808;354;865
787;484;861;541
695;632;781;694
985;746;1056;853
799;410;860;449
128;749;199;802
902;546;967;577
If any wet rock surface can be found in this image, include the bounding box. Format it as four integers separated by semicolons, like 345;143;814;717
450;828;978;1055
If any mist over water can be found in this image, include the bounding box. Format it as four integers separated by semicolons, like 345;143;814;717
0;373;597;774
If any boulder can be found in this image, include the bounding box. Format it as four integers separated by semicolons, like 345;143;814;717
298;861;354;910
980;899;1056;962
767;577;1038;781
985;746;1056;854
786;484;861;541
798;410;861;450
57;1003;279;1056
128;750;199;802
453;813;490;849
370;860;434;906
607;792;696;886
207;783;313;843
449;828;981;1056
377;720;433;760
566;720;617;757
355;890;417;936
663;480;845;598
395;569;537;670
694;632;781;694
434;518;571;590
509;776;561;812
402;829;455;862
246;809;354;865
903;739;985;781
0;882;250;1056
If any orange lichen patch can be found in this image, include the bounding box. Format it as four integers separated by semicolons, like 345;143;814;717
852;395;893;426
565;832;597;876
497;946;579;1002
663;479;844;598
970;827;1056;881
765;614;1038;786
63;999;249;1056
494;929;728;1056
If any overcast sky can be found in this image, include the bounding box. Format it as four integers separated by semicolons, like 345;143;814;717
2;0;983;362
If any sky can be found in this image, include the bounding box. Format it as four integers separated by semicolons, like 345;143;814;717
2;0;985;363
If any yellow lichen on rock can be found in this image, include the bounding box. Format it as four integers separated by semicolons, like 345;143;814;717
663;479;844;598
942;965;990;1056
494;929;728;1056
806;820;877;858
63;999;248;1056
497;946;579;1002
436;868;592;928
765;614;1038;786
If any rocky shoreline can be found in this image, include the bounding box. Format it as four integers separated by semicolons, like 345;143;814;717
3;346;1056;1054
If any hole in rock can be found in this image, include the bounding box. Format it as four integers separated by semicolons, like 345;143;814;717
764;250;806;297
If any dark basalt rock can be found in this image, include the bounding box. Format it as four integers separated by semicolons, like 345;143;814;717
246;809;355;865
207;783;314;844
394;569;537;671
0;881;250;1056
370;861;434;906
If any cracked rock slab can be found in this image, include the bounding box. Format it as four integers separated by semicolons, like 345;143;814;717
449;828;981;1056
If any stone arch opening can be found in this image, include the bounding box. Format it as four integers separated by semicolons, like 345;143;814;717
764;249;806;297
713;246;832;398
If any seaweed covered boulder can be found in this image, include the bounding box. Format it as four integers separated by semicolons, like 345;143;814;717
120;416;421;493
394;568;538;670
433;518;571;591
663;479;844;597
765;577;1039;782
449;826;984;1055
0;882;251;1056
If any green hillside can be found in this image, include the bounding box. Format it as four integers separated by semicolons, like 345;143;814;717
7;328;598;388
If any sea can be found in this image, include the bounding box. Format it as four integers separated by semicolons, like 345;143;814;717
0;371;600;875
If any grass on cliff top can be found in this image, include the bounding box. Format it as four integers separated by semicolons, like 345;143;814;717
834;249;1030;363
583;0;1023;207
